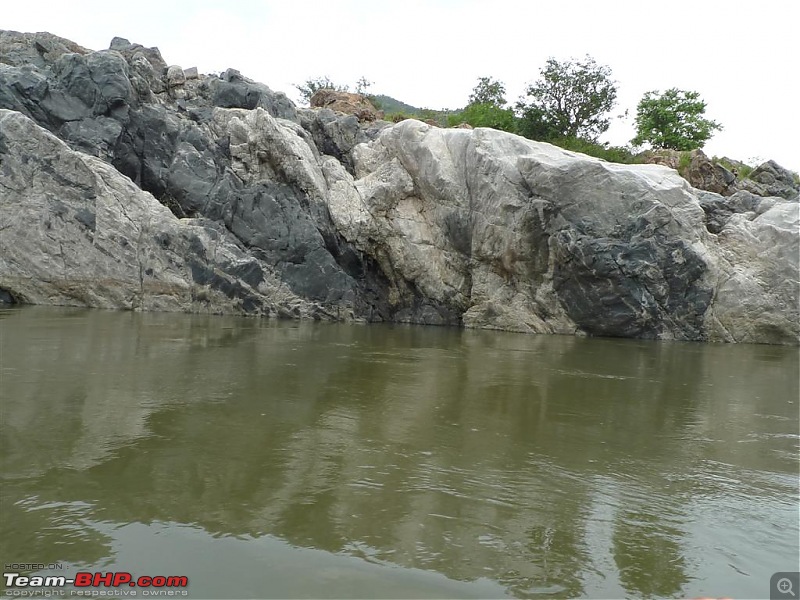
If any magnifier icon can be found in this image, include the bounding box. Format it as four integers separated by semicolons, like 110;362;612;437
778;578;796;597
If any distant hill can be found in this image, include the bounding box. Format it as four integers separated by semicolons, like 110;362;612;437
368;94;422;116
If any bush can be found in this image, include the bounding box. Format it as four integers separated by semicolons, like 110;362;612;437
551;136;637;164
447;103;516;133
677;151;692;175
713;156;754;179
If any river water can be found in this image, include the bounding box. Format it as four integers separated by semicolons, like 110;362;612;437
1;307;797;599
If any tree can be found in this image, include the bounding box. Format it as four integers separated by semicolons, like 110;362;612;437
515;105;562;141
517;55;617;141
631;88;722;150
468;77;507;107
447;76;516;132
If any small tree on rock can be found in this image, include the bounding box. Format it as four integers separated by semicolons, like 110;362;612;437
517;55;618;141
631;88;722;150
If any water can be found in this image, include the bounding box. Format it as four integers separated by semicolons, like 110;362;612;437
1;306;797;599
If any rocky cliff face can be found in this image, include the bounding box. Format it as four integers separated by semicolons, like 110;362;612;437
1;31;797;344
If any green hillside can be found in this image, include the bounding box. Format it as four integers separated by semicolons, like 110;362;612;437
368;95;422;116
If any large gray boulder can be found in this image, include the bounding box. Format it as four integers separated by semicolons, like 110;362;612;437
0;109;334;319
329;120;798;343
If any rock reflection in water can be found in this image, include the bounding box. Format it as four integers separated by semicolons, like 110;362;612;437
1;307;797;598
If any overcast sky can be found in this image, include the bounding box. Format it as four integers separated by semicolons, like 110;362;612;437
5;0;799;171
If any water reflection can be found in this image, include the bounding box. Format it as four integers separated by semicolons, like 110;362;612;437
1;307;797;598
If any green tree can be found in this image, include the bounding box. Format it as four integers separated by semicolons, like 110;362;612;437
515;105;562;141
468;76;507;107
631;88;722;150
447;76;516;132
517;55;617;141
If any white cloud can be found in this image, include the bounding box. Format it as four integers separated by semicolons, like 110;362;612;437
3;0;798;170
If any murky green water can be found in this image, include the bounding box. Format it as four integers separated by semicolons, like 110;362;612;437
1;307;797;599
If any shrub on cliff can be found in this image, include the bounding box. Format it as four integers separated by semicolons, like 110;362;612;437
447;103;517;132
447;77;517;133
555;136;637;164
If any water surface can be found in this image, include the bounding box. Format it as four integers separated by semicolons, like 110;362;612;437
1;307;798;598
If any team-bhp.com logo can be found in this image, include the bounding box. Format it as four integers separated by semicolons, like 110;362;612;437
4;572;188;596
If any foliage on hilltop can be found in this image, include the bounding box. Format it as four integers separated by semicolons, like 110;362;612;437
295;62;798;193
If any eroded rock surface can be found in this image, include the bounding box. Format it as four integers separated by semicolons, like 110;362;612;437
1;31;797;344
0;110;332;318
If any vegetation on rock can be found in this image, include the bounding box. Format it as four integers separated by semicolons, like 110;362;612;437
445;76;516;132
295;75;372;104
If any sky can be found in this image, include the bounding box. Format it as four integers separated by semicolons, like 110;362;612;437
4;0;799;172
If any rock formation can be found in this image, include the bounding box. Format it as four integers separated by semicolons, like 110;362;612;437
738;160;800;200
309;89;383;123
1;31;797;344
640;149;800;199
0;109;331;318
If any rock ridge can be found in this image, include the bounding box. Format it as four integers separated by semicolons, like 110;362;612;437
0;31;797;344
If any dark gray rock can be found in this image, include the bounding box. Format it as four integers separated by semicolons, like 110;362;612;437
298;108;370;174
106;36;167;75
60;116;123;158
112;104;183;201
0;30;89;68
552;231;711;339
738;160;800;200
697;190;774;234
0;109;332;318
639;149;799;201
0;64;87;128
53;50;134;117
206;69;297;120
